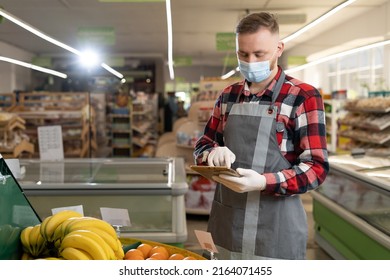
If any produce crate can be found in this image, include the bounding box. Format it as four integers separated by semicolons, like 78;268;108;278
120;237;206;260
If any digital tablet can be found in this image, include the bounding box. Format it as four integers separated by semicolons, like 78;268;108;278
190;165;241;181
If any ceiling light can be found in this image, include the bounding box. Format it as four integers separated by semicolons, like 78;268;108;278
221;69;237;80
285;39;390;74
0;8;80;55
0;56;67;79
101;63;124;79
282;0;357;44
166;0;174;80
79;50;100;68
0;7;123;79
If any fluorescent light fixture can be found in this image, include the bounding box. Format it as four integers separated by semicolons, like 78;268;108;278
285;39;390;74
0;56;67;79
0;8;81;55
0;7;123;79
166;0;175;80
221;69;237;80
101;63;124;79
282;0;357;44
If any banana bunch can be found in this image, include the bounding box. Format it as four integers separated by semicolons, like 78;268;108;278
20;224;48;258
0;224;22;260
19;210;124;260
58;217;124;260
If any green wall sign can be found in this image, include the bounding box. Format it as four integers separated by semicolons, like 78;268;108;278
78;27;116;45
32;57;52;67
216;32;236;51
174;56;192;67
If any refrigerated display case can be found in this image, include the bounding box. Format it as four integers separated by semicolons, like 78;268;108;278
16;157;188;244
312;154;390;259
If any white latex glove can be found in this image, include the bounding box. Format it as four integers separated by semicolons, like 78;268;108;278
207;147;236;168
212;168;266;193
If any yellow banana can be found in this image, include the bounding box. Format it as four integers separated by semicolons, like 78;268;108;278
60;233;108;260
64;230;116;260
39;215;51;238
57;217;80;241
78;226;119;252
20;226;33;252
42;210;83;242
29;224;45;257
65;217;117;239
60;247;93;260
115;239;125;260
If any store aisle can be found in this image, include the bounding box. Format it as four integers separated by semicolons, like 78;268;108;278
184;192;333;260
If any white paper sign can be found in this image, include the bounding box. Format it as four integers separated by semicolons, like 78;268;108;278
100;207;131;227
38;125;64;160
194;229;219;253
51;205;84;216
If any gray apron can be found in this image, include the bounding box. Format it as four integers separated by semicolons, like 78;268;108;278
207;72;308;260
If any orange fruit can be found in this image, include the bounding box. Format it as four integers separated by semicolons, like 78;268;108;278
168;253;185;260
148;246;169;259
183;256;196;260
148;252;168;260
124;249;144;260
137;243;153;258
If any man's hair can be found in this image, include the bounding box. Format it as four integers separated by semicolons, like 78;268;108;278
236;12;279;35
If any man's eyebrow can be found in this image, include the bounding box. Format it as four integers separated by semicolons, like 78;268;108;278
237;50;266;54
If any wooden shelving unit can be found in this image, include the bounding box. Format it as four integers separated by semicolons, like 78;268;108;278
106;92;158;158
0;112;34;158
1;92;96;158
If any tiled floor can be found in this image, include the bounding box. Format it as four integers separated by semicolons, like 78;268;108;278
184;192;333;260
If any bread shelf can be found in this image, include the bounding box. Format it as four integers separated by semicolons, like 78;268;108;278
339;97;390;152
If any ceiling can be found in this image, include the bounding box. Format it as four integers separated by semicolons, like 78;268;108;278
0;0;388;74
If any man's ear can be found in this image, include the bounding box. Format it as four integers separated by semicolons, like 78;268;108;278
277;41;285;57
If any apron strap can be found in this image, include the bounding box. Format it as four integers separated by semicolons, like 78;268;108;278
267;71;285;114
271;71;285;104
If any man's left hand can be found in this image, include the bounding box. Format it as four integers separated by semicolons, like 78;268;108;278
212;168;266;193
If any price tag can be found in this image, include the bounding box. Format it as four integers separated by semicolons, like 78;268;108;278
194;229;219;253
51;205;84;216
100;207;131;227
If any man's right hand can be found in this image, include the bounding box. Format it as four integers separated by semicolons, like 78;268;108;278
207;147;236;168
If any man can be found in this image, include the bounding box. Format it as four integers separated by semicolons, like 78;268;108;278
193;12;329;260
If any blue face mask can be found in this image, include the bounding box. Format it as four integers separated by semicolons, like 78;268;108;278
238;59;272;83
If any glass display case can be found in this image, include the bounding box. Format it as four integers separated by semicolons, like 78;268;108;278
312;154;390;259
16;157;188;244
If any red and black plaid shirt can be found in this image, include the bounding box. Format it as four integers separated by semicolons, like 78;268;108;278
194;66;329;196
